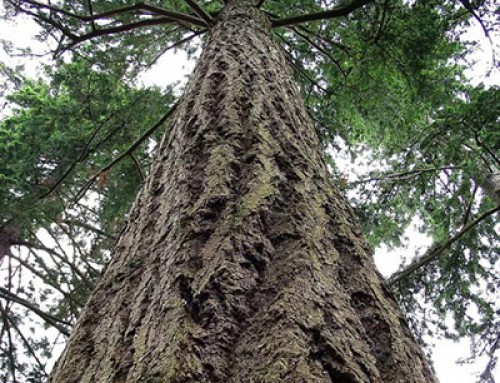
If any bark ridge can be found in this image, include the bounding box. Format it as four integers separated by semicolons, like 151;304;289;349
50;2;437;382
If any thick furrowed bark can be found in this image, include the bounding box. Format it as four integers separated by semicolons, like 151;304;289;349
49;1;436;382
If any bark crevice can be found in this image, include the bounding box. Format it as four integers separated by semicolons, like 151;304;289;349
49;3;437;383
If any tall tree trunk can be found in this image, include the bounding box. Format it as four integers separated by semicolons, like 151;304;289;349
50;1;436;382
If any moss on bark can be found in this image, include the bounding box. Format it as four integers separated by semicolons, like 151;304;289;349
49;1;437;382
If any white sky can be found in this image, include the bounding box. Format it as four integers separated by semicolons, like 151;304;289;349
0;5;498;382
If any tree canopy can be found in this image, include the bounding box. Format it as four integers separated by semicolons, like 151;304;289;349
0;0;498;381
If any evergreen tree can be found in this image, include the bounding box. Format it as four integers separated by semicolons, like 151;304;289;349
0;0;498;381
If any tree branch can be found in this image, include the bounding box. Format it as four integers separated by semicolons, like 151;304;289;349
288;26;348;77
130;153;146;182
388;204;500;286
61;219;116;240
183;0;213;25
349;166;459;187
35;97;145;201
13;239;94;290
0;303;49;378
276;34;331;95
296;25;352;55
7;251;84;310
0;286;72;336
272;0;372;27
15;0;207;27
10;0;207;55
0;307;18;383
64;17;179;51
73;101;179;204
143;29;205;71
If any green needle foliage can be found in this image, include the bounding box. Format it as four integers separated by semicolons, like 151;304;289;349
1;60;174;234
0;0;498;381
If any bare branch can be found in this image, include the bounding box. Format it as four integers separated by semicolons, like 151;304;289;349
9;0;207;55
388;204;500;286
272;0;372;28
183;0;213;25
63;17;178;51
15;0;207;27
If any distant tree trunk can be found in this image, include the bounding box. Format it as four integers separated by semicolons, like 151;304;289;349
49;1;436;382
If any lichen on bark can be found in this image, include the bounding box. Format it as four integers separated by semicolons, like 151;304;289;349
49;1;437;382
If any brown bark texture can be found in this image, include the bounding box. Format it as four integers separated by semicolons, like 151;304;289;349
49;1;437;382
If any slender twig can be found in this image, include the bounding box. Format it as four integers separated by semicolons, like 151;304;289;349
388;204;500;286
372;0;390;44
37;227;90;294
37;101;136;200
11;1;206;55
277;34;331;94
73;101;179;204
457;0;492;40
27;248;81;317
20;7;78;40
464;122;500;167
297;25;352;55
86;0;97;31
272;0;372;27
56;223;99;277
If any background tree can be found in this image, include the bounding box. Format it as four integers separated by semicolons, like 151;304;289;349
0;0;498;381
